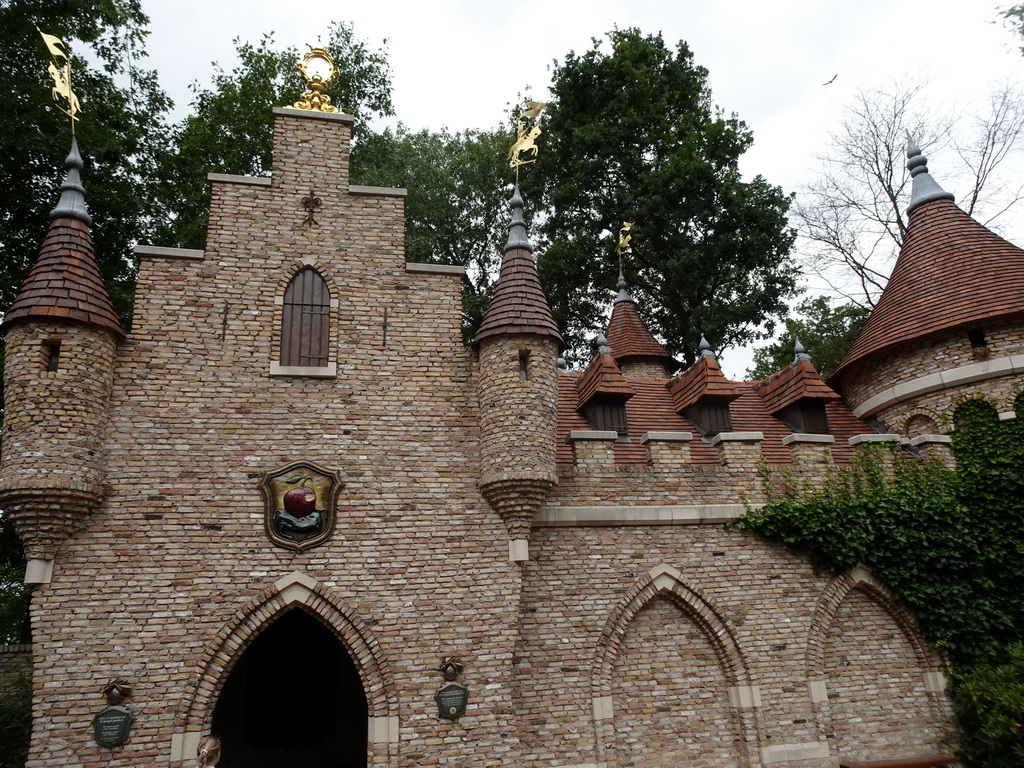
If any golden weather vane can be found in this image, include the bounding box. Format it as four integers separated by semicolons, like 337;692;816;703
616;221;634;271
37;27;82;131
507;100;549;180
616;222;633;257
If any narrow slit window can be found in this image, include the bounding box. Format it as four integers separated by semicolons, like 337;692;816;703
44;341;61;372
519;350;530;381
280;268;331;368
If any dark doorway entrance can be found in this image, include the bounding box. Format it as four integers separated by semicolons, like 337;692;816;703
212;608;368;768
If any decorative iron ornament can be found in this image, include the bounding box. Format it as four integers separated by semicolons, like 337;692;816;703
507;100;549;176
37;28;81;129
293;39;340;113
302;189;322;226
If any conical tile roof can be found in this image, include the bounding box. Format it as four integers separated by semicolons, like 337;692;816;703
472;184;562;348
605;270;677;371
2;137;123;338
830;145;1024;388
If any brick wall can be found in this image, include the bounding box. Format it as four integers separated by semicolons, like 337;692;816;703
842;317;1024;432
6;106;955;768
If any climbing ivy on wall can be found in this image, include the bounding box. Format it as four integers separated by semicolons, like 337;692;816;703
735;392;1024;767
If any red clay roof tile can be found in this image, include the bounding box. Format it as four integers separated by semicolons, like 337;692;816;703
2;217;123;339
831;197;1024;388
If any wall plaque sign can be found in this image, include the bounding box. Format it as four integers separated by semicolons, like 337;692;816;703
259;461;343;551
435;682;468;721
93;705;134;747
435;657;468;721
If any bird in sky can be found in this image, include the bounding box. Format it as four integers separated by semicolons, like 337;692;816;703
823;74;838;85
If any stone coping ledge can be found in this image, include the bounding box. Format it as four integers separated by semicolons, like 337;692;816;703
782;433;835;445
909;434;952;446
272;106;355;123
999;411;1018;421
566;430;618;443
534;503;756;527
709;431;763;446
640;431;693;443
852;352;1024;418
135;245;205;260
849;433;901;446
207;172;272;186
405;262;467;276
269;362;338;378
761;740;830;763
350;184;407;197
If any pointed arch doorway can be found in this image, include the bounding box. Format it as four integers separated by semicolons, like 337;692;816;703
211;608;368;768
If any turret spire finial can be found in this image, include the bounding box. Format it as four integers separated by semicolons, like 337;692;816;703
699;334;715;358
906;132;955;214
504;183;532;255
49;135;92;226
615;266;632;303
794;336;811;361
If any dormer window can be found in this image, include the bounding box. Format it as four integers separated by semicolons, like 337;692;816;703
280;268;330;368
778;401;829;434
685;396;733;437
583;397;628;437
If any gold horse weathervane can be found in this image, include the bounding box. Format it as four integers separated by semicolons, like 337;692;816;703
37;27;82;130
508;100;549;179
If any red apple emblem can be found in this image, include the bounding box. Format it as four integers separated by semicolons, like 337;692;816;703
284;487;317;516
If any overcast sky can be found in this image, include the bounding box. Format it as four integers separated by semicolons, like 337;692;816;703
139;0;1023;375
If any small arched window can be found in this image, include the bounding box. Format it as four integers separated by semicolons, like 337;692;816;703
280;268;330;368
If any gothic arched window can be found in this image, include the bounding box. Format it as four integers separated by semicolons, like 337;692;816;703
280;268;331;368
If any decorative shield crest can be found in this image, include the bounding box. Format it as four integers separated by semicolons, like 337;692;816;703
259;461;343;551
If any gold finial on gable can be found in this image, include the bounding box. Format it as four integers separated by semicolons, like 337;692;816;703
293;39;339;113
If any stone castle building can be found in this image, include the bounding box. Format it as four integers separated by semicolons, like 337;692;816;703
2;101;1023;768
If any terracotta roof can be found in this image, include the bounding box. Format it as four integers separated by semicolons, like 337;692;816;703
473;186;562;348
575;353;636;410
556;372;873;468
754;356;840;414
831;198;1024;387
605;294;677;370
667;353;744;412
2;139;123;338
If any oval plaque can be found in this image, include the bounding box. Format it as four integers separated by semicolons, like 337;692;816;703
434;681;468;721
93;705;134;747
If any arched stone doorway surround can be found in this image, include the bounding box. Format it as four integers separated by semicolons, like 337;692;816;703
170;571;399;767
589;563;760;767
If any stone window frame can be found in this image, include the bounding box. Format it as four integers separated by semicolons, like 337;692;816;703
270;259;340;378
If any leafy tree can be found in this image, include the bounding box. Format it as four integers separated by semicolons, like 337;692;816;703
153;23;393;250
350;124;516;339
527;28;797;366
0;514;29;645
795;82;1024;308
746;296;870;381
0;0;172;321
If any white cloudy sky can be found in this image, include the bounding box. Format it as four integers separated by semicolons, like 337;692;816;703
138;0;1022;375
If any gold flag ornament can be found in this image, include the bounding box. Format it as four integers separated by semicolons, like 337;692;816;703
617;222;634;257
37;27;82;125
